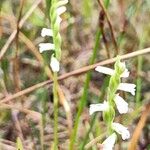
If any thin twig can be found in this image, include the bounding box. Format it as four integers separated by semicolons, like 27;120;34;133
12;0;25;143
13;0;25;92
98;0;119;55
128;102;150;150
85;133;105;149
99;11;110;58
0;103;42;121
0;47;149;104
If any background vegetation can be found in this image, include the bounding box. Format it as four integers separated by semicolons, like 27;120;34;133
0;0;150;149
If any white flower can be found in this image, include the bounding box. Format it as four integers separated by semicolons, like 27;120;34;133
56;0;68;24
114;94;128;114
102;133;117;150
57;16;62;24
57;0;68;7
95;65;129;78
122;68;130;78
89;101;109;115
95;66;115;76
118;61;125;70
41;28;53;37
39;43;55;53
56;6;66;24
118;83;136;95
57;6;67;16
112;122;130;140
50;56;60;72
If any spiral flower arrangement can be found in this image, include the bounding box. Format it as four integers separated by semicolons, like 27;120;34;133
39;0;68;72
89;57;136;149
38;1;68;148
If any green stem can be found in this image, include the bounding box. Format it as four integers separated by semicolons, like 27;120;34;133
40;118;44;150
80;114;96;149
69;1;111;149
80;77;109;149
69;30;101;150
136;56;143;107
53;72;58;150
135;22;144;107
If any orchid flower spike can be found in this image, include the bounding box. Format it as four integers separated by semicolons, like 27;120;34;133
95;63;129;78
101;133;117;150
118;83;136;95
39;0;68;55
112;122;130;140
89;101;109;115
114;94;128;114
50;55;60;72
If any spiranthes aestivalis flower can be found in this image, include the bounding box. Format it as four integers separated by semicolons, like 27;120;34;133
112;122;130;140
118;83;136;95
114;94;128;114
41;28;53;37
89;101;109;115
56;6;67;24
50;55;60;72
95;63;129;78
101;133;117;150
39;43;55;53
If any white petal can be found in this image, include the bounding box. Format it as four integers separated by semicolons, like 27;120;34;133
41;28;53;37
39;43;54;53
57;0;68;7
114;94;128;114
121;68;130;78
89;101;109;115
119;62;126;70
95;66;114;76
118;83;136;95
117;62;129;77
57;16;62;24
57;6;66;16
112;123;130;140
95;66;129;78
50;56;60;72
102;133;117;150
56;6;66;24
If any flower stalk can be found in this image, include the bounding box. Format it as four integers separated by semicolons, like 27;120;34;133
38;0;68;149
53;72;58;149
